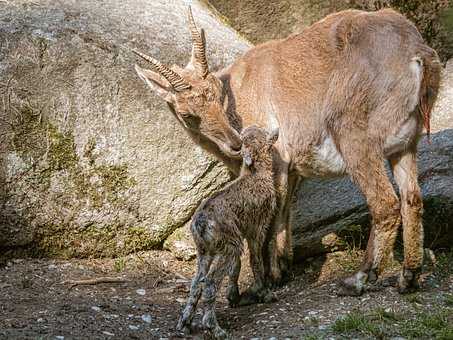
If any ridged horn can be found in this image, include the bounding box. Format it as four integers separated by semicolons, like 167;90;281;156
132;49;191;91
188;6;209;78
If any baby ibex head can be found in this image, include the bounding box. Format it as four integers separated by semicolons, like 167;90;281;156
240;126;279;169
133;7;242;158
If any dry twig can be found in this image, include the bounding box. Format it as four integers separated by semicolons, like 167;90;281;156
62;277;129;289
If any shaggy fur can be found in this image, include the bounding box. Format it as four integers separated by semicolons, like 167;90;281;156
176;126;279;338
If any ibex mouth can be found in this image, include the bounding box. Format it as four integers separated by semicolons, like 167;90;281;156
209;136;242;159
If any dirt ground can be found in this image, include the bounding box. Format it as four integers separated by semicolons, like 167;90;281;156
1;249;452;339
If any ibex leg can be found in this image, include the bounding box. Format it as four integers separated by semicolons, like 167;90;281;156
339;138;401;296
202;255;232;339
390;150;424;293
177;254;212;334
267;172;299;286
226;256;241;307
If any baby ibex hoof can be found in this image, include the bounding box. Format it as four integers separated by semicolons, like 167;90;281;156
337;272;367;296
206;327;232;340
398;268;421;294
227;287;241;308
238;288;277;306
176;319;191;336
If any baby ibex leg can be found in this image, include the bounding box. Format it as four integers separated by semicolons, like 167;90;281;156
202;255;232;339
240;235;276;306
177;255;211;334
226;256;241;307
391;150;424;293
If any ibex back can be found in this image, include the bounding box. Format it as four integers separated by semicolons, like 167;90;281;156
133;8;441;295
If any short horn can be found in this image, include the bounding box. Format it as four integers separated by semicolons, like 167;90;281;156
132;49;191;91
188;6;209;78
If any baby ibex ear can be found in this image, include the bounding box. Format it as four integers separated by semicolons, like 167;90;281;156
267;127;279;145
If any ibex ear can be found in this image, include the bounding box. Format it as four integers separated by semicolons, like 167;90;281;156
243;151;253;167
135;64;175;103
267;127;279;145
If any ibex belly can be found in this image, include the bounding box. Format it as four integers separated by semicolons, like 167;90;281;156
296;116;419;178
298;136;347;178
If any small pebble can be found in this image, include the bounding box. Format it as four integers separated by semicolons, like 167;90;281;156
136;289;146;296
141;314;152;324
128;325;140;330
55;336;64;340
91;306;101;312
102;331;114;336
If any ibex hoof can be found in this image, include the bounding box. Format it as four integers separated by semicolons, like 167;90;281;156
227;286;240;307
238;288;277;306
337;271;367;296
176;319;191;336
207;326;232;340
398;267;421;294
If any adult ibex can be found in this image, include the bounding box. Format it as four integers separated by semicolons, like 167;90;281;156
133;7;441;295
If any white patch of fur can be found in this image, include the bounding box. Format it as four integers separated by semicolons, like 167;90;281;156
408;57;423;113
384;116;419;156
309;135;347;177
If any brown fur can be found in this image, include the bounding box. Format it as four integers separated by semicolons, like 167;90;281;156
176;126;279;338
134;8;441;293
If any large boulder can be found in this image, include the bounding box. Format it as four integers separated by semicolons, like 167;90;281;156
0;0;250;257
208;0;453;62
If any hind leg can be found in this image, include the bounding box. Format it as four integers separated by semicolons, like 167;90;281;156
201;255;232;339
337;132;401;296
390;150;424;293
177;254;212;334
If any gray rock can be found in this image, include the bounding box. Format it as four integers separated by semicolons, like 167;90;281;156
0;0;250;256
163;220;196;261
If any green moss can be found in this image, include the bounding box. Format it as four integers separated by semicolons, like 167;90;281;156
32;223;160;259
11;103;46;159
124;226;158;253
47;125;78;171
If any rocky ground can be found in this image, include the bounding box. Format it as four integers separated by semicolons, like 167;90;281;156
1;248;452;339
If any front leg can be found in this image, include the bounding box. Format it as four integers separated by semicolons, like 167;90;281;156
266;173;300;286
239;236;276;306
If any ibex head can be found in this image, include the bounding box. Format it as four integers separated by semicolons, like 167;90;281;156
240;126;279;168
134;7;242;158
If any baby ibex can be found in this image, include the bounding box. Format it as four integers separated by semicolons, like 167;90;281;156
176;126;279;339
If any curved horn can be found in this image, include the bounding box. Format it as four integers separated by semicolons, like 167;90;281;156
188;6;209;78
132;49;191;91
